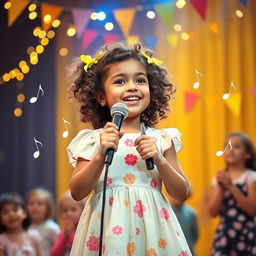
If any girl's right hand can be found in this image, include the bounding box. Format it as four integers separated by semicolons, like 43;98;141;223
98;122;121;157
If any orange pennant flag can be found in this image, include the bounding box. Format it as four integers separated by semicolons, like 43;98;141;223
184;91;200;113
224;92;242;117
41;4;63;32
8;0;29;27
126;35;140;46
114;8;136;37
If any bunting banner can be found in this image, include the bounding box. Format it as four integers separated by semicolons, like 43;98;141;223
155;2;175;30
8;0;29;27
224;92;242;117
184;91;200;113
126;35;140;46
167;34;179;48
189;0;208;20
142;35;159;51
82;29;98;50
72;8;92;38
41;4;64;32
114;8;136;37
208;22;219;34
104;34;119;44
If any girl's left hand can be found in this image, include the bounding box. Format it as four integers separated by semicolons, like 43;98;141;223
217;171;233;189
135;135;164;164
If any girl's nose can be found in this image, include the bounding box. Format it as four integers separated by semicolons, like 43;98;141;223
126;81;137;90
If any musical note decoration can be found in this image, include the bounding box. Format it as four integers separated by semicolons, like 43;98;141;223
193;69;203;89
222;81;236;100
62;119;71;138
33;137;43;158
216;139;232;157
30;84;44;103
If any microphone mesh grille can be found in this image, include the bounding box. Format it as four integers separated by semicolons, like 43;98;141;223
110;103;129;119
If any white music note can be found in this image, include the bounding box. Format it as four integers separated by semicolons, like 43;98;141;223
30;84;44;103
222;81;236;100
216;139;232;156
193;69;203;89
33;137;43;158
62;119;71;138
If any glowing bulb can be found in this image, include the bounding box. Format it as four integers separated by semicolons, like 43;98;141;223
146;11;155;19
52;19;61;28
67;27;77;37
90;12;98;20
236;10;243;18
97;11;106;21
174;24;182;32
44;14;52;24
105;22;114;31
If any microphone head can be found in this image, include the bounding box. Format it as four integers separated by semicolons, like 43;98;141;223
110;103;129;119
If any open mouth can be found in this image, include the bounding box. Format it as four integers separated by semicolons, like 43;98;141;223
123;96;141;101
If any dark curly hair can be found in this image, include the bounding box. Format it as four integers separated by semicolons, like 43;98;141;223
67;42;176;129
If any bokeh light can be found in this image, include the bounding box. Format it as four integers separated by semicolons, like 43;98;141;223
97;11;106;21
59;48;68;56
146;11;155;19
174;24;182;32
29;12;37;20
90;12;98;20
236;10;243;18
17;93;25;103
43;14;52;24
105;22;114;31
41;38;49;46
36;45;44;54
67;26;77;37
47;30;55;39
181;32;189;40
28;4;37;12
14;108;23;117
176;0;186;8
4;2;11;9
52;19;61;28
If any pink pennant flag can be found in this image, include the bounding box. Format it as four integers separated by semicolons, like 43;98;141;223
184;91;200;113
72;8;92;38
189;0;208;20
250;86;256;96
82;29;98;50
104;34;119;44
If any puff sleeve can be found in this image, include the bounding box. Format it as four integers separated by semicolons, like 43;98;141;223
160;128;182;154
66;129;100;167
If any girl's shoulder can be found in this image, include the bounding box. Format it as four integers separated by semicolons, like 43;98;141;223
244;169;256;184
67;128;101;167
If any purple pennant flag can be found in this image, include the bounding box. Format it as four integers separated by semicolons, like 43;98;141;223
143;35;159;51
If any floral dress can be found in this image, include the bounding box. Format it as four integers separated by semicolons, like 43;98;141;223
67;127;191;256
211;170;256;256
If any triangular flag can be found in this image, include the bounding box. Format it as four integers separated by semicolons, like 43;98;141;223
104;34;119;44
240;0;247;6
249;86;256;97
142;35;159;50
184;91;200;113
189;0;208;20
72;8;92;38
167;34;178;48
205;95;218;114
114;8;136;37
208;22;219;34
41;4;63;32
126;35;140;46
155;3;175;29
224;92;242;117
8;0;29;27
82;29;98;50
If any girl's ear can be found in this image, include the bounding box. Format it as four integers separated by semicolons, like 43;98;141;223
97;93;106;106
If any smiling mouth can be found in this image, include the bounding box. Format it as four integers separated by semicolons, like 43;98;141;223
123;96;141;101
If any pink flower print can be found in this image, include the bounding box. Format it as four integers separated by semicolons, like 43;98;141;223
136;227;140;235
178;251;189;256
133;200;146;217
86;236;100;252
106;177;112;186
150;179;157;188
176;230;180;236
146;248;158;256
233;222;242;230
112;225;123;235
160;208;170;221
125;154;138;166
124;138;134;147
109;196;113;206
123;173;136;184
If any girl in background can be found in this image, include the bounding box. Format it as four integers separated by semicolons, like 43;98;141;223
0;193;41;256
209;132;256;255
26;188;60;256
67;42;191;255
50;191;84;256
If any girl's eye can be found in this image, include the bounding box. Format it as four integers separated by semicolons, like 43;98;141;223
136;78;146;84
114;79;125;85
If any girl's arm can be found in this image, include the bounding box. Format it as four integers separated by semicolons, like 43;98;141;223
70;122;120;200
50;231;68;256
208;182;224;217
0;250;5;256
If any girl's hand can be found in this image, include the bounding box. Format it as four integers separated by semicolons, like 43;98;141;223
63;218;76;237
217;170;233;189
99;122;121;157
135;135;164;164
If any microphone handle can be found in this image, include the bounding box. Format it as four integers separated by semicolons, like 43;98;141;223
145;158;154;170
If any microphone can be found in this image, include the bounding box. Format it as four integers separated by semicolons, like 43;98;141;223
105;103;129;166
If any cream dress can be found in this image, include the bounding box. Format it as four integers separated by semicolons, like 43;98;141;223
67;127;192;256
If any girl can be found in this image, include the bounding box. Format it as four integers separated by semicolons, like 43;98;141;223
67;42;192;255
50;191;84;256
208;132;256;255
26;188;60;256
0;193;41;256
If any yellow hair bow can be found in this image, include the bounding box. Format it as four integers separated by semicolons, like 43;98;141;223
140;50;163;66
80;51;103;71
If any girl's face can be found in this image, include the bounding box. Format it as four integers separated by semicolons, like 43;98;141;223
59;198;82;225
27;194;48;223
100;58;150;121
224;136;250;166
0;203;26;232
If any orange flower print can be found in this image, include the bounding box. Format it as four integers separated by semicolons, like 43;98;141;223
146;248;158;256
127;241;136;256
158;239;167;248
178;251;189;256
123;173;136;184
125;154;138;166
124;138;134;147
112;225;123;235
123;199;129;207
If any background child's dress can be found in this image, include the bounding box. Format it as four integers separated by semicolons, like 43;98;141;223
67;127;191;256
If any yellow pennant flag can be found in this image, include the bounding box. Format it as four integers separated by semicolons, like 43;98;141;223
225;92;242;117
167;34;178;48
126;35;140;46
114;8;136;37
41;4;63;32
8;0;29;27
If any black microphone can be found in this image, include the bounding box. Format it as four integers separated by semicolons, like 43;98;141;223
105;103;129;166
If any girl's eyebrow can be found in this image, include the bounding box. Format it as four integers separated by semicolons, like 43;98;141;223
111;72;147;80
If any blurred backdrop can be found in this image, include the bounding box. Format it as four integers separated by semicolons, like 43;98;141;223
0;0;256;254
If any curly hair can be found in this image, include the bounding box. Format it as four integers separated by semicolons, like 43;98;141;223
67;42;176;129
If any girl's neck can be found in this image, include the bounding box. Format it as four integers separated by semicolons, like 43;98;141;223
227;162;247;172
121;117;141;133
32;218;46;225
6;226;24;236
